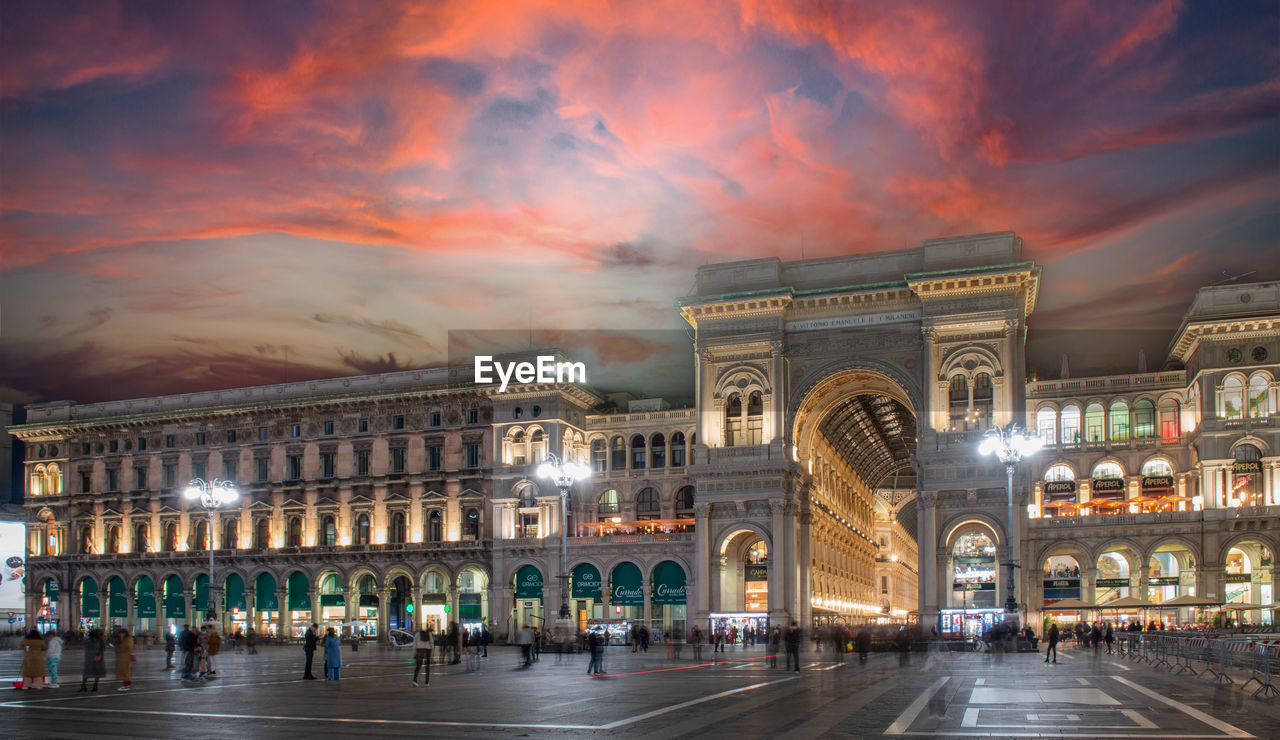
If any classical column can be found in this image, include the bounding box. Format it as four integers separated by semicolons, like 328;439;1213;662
448;585;459;627
246;587;257;634
1084;567;1098;605
183;589;195;628
693;502;710;623
410;586;422;630
409;480;424;542
276;588;289;637
344;587;357;626
917;491;938;628
642;575;653;628
376;588;391;637
1136;572;1149;604
373;483;388;543
309;588;322;627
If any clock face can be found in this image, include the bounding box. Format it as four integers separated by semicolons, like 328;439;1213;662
1228;348;1242;364
1253;346;1268;362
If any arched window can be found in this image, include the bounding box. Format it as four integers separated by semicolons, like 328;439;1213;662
254;519;270;549
322;515;337;547
650;433;666;468
518;483;538;508
1084;403;1105;443
106;525;120;554
463;508;480;539
1248;373;1274;417
354;513;370;545
591;439;607;473
134;523;149;553
746;391;763;444
1158;399;1180;441
1060;404;1081;447
1133;399;1155;439
1036;407;1056;445
287;516;302;547
1220;375;1245;419
675;485;694;517
671;431;686;467
29;467;44;497
725;394;743;446
1044;464;1075;482
193;520;208;551
223;519;237;549
598;489;620;515
390;512;406;544
635;487;660;520
428;510;443;542
1233;444;1264;505
1092;461;1124;479
1140;459;1173;476
972;373;993;429
630;434;646;469
948;376;969;430
165;522;178;552
610;436;626;471
530;429;545;461
1109;401;1130;442
511;430;527;466
47;464;61;495
80;526;93;554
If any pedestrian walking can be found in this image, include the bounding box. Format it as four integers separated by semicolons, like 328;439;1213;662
518;625;534;667
324;627;342;680
587;629;606;675
855;629;871;664
164;629;176;669
1044;622;1059;664
303;624;319;679
448;621;461;665
691;626;703;661
79;629;106;692
113;628;134;691
768;625;781;667
1104;623;1114;654
481;624;491;657
246;626;257;654
20;628;48;690
785;621;802;672
178;624;198;681
45;630;64;688
206;626;221;675
1090;623;1102;654
411;625;433;686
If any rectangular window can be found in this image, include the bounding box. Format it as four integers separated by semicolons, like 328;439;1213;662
324;421;334;435
881;576;889;594
165;435;175;449
358;418;368;433
222;458;237;481
258;426;269;441
227;429;237;444
106;469;118;491
465;443;480;468
290;424;301;438
163;463;176;488
109;440;118;453
430;412;441;427
393;415;405;430
467;409;478;424
80;471;91;492
256;458;269;482
428;445;442;471
81;443;91;456
390;448;406;474
355;450;370;476
672;446;685;467
192;460;207;480
321;452;335;478
134;467;147;490
287;455;302;481
137;437;147;451
196;432;206;446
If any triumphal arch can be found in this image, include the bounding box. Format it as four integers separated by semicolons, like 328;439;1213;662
679;232;1041;630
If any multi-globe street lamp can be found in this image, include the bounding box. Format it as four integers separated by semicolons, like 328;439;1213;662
536;453;591;620
979;424;1042;623
184;478;240;623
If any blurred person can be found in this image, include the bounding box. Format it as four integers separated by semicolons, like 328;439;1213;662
324;627;342;680
45;629;64;688
21;628;48;690
79;628;106;692
112;628;134;691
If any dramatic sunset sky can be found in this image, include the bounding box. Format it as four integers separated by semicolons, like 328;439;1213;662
1;1;1277;404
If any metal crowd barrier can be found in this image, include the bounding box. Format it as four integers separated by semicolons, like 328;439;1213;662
1123;635;1279;700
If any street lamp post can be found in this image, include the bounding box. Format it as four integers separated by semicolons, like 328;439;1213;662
979;424;1042;625
183;478;239;624
537;454;591;621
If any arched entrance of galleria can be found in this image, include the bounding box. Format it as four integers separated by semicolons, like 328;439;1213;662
681;233;1039;632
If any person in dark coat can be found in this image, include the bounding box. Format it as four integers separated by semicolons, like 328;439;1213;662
784;621;802;672
79;628;106;692
1044;622;1060;664
1104;623;1114;654
855;629;871;663
303;624;319;679
178;624;199;680
164;629;176;669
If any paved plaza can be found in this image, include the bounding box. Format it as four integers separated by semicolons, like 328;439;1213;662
1;640;1277;738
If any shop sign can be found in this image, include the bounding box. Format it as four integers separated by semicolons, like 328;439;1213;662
514;566;542;599
651;561;687;605
1091;478;1125;494
1044;480;1077;496
320;594;345;607
1225;573;1252;584
953;582;995;591
1096;578;1130;588
136;578;156;619
610;563;644;606
421;593;447;604
1043;579;1080;589
45;580;60;600
571;563;603;600
1149;576;1179;586
459;592;481;619
744;563;768;581
953;557;991;565
1233;461;1261;475
1141;475;1174;490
